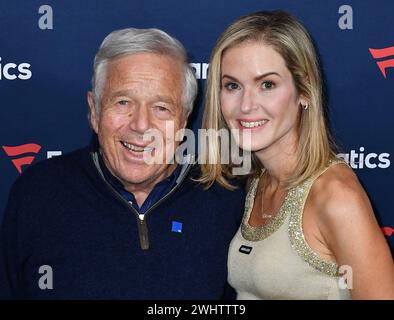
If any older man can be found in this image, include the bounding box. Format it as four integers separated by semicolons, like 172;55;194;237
0;28;244;299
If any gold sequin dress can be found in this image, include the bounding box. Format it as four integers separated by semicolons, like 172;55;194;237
228;160;351;300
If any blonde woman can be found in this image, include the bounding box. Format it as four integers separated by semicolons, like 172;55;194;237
200;11;394;299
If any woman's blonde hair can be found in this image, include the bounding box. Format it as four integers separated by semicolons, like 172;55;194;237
199;10;337;189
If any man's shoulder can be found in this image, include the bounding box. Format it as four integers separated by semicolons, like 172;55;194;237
187;165;246;190
185;165;246;207
12;146;91;190
182;166;245;223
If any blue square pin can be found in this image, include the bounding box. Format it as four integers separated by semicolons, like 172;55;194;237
171;221;183;233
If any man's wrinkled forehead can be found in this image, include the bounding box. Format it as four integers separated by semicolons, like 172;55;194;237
102;53;184;102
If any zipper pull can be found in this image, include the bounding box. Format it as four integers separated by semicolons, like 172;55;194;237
139;218;149;250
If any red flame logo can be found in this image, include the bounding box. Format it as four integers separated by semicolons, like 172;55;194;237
382;227;394;237
2;143;41;173
369;46;394;78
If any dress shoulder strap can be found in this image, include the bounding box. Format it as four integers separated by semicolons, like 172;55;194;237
288;158;347;277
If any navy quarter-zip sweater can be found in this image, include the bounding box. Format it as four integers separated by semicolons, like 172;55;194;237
0;142;245;299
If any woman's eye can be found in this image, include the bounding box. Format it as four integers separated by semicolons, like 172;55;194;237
262;81;274;90
224;82;240;90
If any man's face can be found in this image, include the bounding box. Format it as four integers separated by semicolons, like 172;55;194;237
88;53;188;191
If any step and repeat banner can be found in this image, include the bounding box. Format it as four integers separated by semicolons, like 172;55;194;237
0;0;393;252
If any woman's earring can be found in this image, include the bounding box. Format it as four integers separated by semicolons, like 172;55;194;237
301;103;309;110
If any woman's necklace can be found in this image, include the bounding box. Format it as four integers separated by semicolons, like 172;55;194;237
259;171;288;222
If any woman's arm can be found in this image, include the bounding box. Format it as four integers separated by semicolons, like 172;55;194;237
319;166;394;299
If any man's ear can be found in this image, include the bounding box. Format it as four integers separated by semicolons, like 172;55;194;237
87;91;99;134
182;111;190;129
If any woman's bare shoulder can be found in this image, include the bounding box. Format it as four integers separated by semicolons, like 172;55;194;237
309;162;374;227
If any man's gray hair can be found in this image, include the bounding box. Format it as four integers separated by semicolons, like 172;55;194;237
91;28;197;116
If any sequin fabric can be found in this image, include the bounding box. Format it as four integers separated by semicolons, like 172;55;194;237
241;159;345;277
241;174;290;242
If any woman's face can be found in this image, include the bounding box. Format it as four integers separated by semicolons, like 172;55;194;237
220;41;303;156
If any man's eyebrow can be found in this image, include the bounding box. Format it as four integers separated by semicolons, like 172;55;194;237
151;95;175;105
109;90;135;98
109;90;175;104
